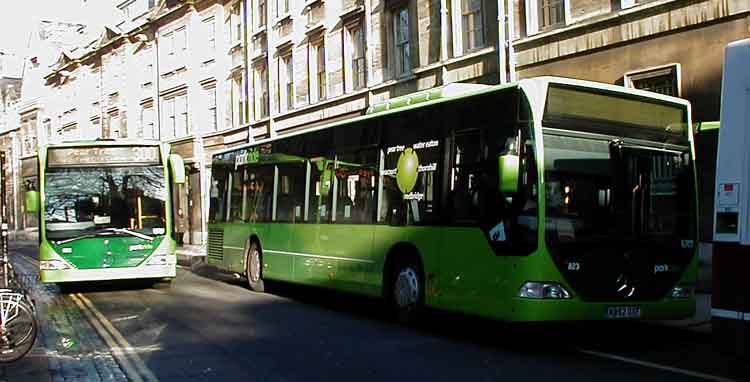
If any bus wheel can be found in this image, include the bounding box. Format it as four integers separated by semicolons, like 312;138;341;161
390;259;424;323
245;241;265;293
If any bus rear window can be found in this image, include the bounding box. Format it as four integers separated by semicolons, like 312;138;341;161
543;84;687;143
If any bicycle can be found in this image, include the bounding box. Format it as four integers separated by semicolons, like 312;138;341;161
0;151;38;363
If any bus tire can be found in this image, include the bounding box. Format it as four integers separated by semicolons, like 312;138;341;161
389;257;424;324
245;240;265;293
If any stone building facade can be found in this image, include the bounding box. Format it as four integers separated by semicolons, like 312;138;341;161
36;0;507;245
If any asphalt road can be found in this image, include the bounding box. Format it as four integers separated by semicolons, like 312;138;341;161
2;241;747;382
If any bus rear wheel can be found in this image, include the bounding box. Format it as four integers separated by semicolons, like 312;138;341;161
245;241;265;293
389;258;424;323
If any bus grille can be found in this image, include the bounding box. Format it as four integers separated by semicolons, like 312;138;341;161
207;228;224;262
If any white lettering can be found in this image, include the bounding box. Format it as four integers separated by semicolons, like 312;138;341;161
403;192;425;201
418;163;437;172
382;169;398;176
235;151;248;169
387;145;406;154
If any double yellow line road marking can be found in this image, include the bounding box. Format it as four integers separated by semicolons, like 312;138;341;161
70;293;159;382
22;254;159;382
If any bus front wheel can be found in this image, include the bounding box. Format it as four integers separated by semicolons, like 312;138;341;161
245;241;265;293
389;258;424;323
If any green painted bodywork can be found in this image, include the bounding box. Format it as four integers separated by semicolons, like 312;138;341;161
37;141;178;283
208;78;699;322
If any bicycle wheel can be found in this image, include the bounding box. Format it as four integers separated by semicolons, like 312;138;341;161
0;299;37;363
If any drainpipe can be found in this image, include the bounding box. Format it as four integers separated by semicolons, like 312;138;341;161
154;27;161;142
497;0;507;84
507;0;516;81
440;0;449;84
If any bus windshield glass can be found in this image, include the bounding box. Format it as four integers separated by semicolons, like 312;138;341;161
44;166;167;241
543;133;695;245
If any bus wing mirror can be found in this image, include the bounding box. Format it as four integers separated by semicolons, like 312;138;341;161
169;154;186;184
498;154;520;194
25;191;40;213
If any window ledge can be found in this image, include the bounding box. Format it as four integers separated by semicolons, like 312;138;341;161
274;13;292;27
251;50;268;63
276;37;293;51
516;0;688;46
252;116;271;125
305;21;325;35
303;0;324;12
164;134;197;144
272;88;369;120
227;40;243;54
202;124;248;140
252;26;267;39
340;5;364;20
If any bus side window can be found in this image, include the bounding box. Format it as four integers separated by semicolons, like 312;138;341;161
276;167;305;223
448;131;482;224
309;159;332;223
333;148;378;224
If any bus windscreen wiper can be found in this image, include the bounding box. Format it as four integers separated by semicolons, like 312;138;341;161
104;228;154;241
55;228;154;245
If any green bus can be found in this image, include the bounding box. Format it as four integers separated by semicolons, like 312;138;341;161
208;77;698;322
26;141;185;285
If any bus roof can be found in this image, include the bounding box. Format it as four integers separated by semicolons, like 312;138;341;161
212;76;691;157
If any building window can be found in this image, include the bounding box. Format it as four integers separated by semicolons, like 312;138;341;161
175;27;187;67
255;64;269;119
140;104;155;139
394;7;410;77
279;53;293;112
276;0;289;17
108;112;121;139
348;23;366;91
163;98;175;138
231;4;242;43
43;119;53;143
538;0;564;30
461;0;484;51
310;41;326;102
205;86;217;132
90;117;101;139
625;64;680;97
204;17;216;54
230;73;245;127
257;0;267;29
162;32;175;72
176;94;188;137
141;47;153;84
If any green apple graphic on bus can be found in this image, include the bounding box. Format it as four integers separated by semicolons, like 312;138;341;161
396;147;419;194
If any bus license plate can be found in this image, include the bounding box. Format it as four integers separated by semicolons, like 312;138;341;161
606;306;641;319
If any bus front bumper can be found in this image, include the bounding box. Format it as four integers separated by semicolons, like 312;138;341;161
40;264;176;283
507;296;696;322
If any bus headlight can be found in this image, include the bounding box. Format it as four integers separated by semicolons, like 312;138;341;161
40;259;71;270
518;281;571;299
146;254;175;266
671;286;694;299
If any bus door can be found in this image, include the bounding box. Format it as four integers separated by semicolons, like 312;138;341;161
317;153;378;292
